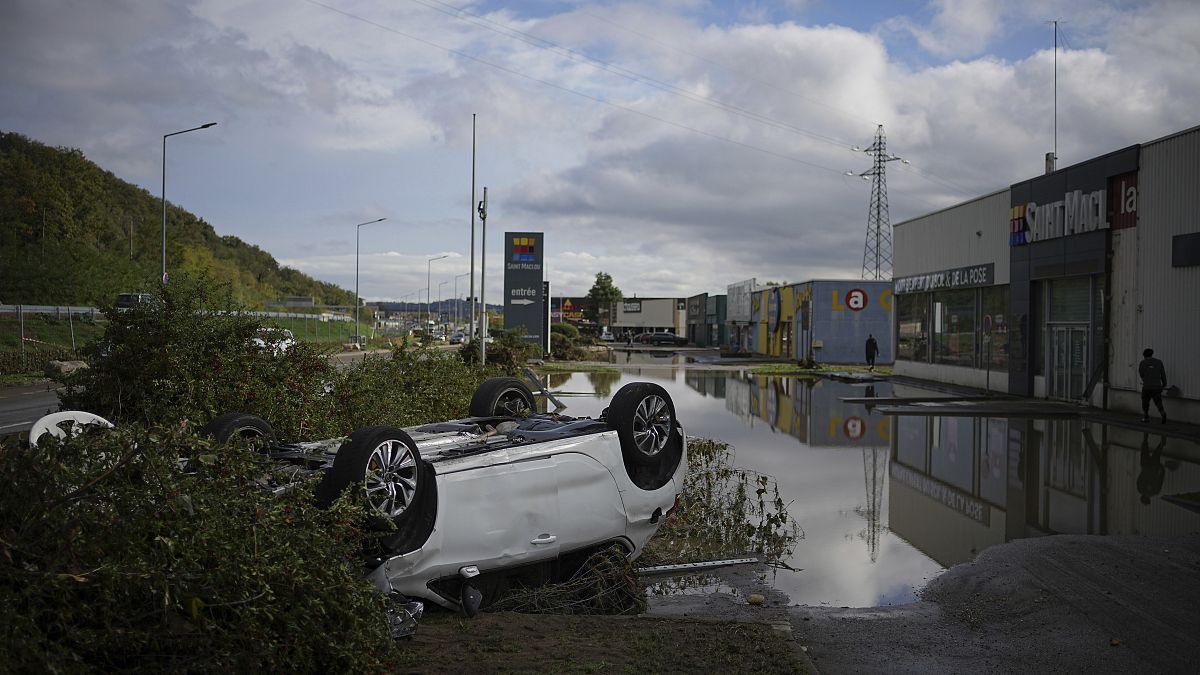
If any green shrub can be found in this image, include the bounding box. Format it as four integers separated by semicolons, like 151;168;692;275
550;332;587;361
457;329;537;374
321;343;485;436
57;273;338;435
0;425;399;673
0;346;78;376
550;323;579;340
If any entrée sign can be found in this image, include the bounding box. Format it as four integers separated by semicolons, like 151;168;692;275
894;263;994;294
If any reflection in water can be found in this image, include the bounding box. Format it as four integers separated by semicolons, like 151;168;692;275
647;574;740;597
889;383;1200;569
545;372;572;389
1138;433;1168;505
547;371;1200;608
586;371;621;399
859;447;886;563
608;350;686;367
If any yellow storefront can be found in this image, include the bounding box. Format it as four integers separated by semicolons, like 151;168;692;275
752;284;799;358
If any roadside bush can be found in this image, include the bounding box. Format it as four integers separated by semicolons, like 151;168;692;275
0;425;399;673
550;332;587;361
56;273;337;438
457;328;537;374
641;438;801;568
0;346;77;376
321;342;485;435
54;274;503;441
551;322;579;340
488;545;646;615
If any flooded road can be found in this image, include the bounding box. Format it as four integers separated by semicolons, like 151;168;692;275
543;367;1200;608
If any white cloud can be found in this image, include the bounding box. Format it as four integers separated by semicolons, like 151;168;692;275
3;0;1198;301
883;0;1005;58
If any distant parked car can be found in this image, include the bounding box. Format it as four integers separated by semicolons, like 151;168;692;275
449;332;466;345
639;332;687;346
600;329;615;342
252;328;296;355
115;292;156;310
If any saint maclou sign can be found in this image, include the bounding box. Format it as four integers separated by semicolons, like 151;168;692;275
503;231;545;352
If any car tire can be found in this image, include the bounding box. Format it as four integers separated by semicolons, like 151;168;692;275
200;412;278;447
316;426;426;531
607;382;676;466
469;377;535;417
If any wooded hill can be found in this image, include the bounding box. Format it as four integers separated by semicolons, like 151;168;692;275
0;131;355;309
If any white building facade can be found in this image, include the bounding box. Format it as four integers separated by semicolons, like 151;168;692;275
893;125;1200;422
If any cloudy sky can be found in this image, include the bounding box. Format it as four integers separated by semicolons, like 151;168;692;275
3;0;1198;303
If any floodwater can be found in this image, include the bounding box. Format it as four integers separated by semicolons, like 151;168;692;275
543;368;1200;608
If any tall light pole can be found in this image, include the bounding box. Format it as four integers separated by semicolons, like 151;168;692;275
162;122;216;284
426;254;448;329
470;113;477;340
477;187;488;365
354;217;387;346
438;280;448;334
454;272;470;331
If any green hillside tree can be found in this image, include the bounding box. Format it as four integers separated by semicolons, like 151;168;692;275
0;131;355;309
585;272;623;331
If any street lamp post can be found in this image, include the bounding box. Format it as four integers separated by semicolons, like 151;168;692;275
426;254;448;329
162;122;216;284
477;188;488;365
454;272;470;332
438;280;448;335
354;217;387;346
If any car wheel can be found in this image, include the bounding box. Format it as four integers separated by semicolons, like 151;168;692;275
200;412;277;447
607;382;676;466
316;426;426;531
469;377;535;417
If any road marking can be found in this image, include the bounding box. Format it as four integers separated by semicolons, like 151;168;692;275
0;421;33;431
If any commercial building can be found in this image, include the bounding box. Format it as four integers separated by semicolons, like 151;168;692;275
608;297;685;337
726;278;757;353
686;293;728;346
685;293;708;346
893;125;1199;420
747;280;894;364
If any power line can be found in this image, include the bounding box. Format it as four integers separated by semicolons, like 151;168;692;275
302;0;849;175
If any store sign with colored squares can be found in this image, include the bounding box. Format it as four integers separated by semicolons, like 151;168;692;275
512;236;538;262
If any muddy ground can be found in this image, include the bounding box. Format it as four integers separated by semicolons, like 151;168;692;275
393;611;809;674
650;533;1200;674
392;533;1200;673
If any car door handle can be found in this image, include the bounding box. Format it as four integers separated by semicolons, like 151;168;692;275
530;534;557;545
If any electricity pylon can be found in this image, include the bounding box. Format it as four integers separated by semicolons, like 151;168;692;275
848;125;907;280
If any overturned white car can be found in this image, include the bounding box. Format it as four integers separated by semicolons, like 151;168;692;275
31;379;686;619
194;377;685;616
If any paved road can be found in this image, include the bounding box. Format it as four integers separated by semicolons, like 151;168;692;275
0;382;61;436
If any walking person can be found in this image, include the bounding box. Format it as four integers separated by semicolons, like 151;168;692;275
865;334;879;372
1138;348;1168;424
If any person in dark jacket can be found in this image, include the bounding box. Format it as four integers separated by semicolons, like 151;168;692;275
1138;348;1168;423
865;334;879;371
